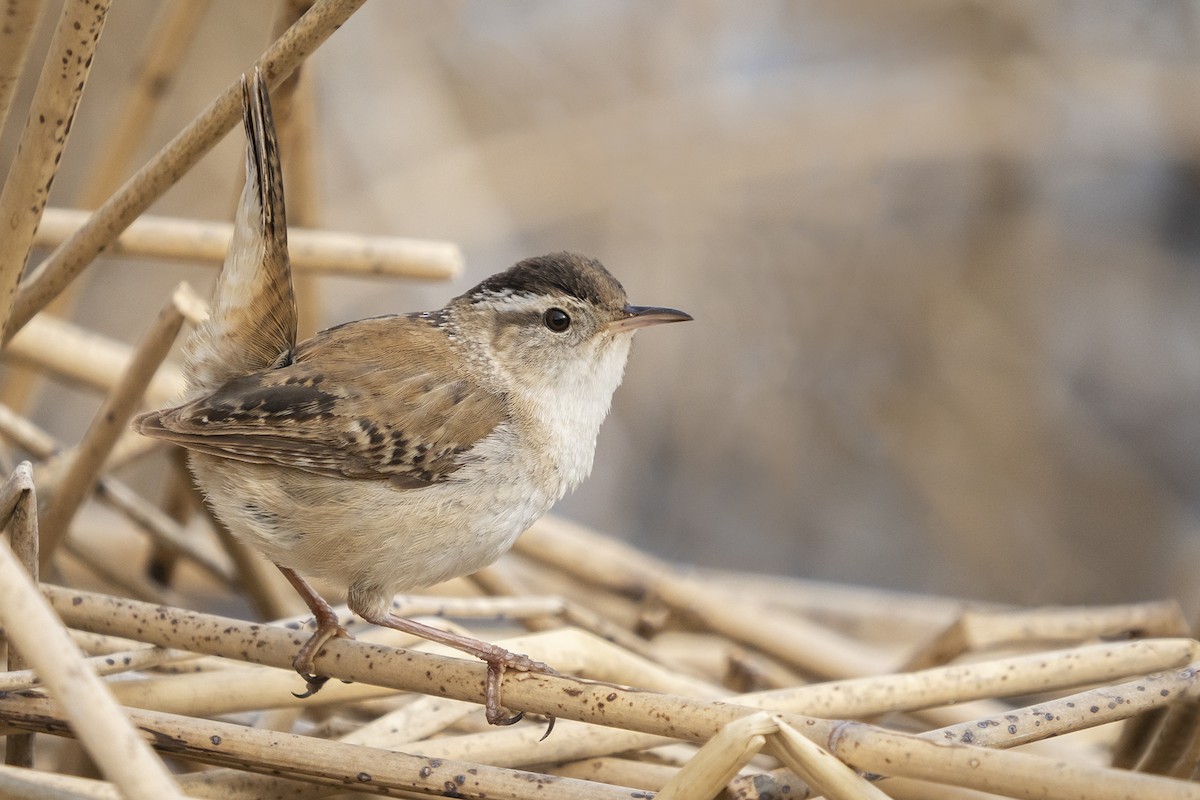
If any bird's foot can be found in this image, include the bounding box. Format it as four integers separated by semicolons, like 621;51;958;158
478;644;558;731
291;623;354;698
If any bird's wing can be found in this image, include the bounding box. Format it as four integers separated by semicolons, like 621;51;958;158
136;316;506;488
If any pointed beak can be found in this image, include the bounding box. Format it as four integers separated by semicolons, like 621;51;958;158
609;304;693;332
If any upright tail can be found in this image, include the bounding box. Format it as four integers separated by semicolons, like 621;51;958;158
183;68;297;397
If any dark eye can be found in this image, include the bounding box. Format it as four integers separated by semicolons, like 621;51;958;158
543;307;571;332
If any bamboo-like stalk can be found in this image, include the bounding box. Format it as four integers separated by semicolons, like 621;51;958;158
33;207;463;279
4;312;189;406
769;716;893;800
36;585;1200;799
470;562;675;666
0;764;126;800
2;0;368;344
31;583;854;740
0;693;645;800
0;404;234;588
904;602;1190;670
61;535;191;608
37;284;198;566
516;516;889;677
92;478;235;588
753;638;1197;718
549;757;678;793
928;665;1200;749
35;430;162;499
832;723;1200;800
177;695;483;800
45;579;1200;727
0;645;200;692
0;0;46;135
1135;700;1200;776
0;0;186;414
2;461;37;768
0;541;183;797
90;626;716;723
0;0;112;341
360;640;1197;773
77;0;213;209
656;712;775;800
1111;705;1168;770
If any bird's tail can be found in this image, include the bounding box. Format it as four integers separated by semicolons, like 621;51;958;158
183;67;297;396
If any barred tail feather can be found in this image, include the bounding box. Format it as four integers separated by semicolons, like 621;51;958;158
184;68;297;397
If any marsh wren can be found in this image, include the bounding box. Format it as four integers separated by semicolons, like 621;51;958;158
134;71;690;725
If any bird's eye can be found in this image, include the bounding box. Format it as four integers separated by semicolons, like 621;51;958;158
543;307;571;332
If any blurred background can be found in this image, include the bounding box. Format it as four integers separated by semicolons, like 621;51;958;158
4;1;1200;610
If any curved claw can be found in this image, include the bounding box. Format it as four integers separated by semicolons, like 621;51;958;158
488;708;525;726
291;673;331;699
539;715;557;741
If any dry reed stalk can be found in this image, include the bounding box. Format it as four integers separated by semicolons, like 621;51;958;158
549;757;679;792
0;645;199;692
96;626;714;724
1;0;199;419
76;0;212;209
4;312;189;405
656;712;777;800
0;0;111;341
34;585;1200;798
470;562;681;667
143;447;197;587
2;0;368;344
0;763;127;800
34;207;464;280
768;716;894;800
516;516;888;677
37;284;200;566
30;584;852;739
754;638;1198;718
927;664;1200;748
104;663;398;717
1112;705;1168;769
0;0;203;414
505;551;648;631
699;569;973;642
92;479;235;588
60;541;192;611
0;404;235;588
0;486;183;796
0;0;45;136
904;602;1190;670
832;723;1199;800
177;695;483;800
0;403;60;459
34;430;162;497
0;694;646;800
371;639;1195;774
731;770;1016;800
1135;700;1200;776
2;461;37;768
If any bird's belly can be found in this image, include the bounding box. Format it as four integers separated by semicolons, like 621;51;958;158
190;452;557;601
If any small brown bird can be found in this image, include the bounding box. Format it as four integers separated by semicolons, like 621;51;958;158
135;71;691;724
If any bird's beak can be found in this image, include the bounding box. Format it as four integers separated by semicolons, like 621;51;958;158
609;304;693;332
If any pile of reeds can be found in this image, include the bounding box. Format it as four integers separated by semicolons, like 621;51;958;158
2;3;1199;799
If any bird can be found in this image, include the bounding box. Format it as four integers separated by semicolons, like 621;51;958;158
134;70;691;726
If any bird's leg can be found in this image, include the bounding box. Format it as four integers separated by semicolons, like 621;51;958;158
276;565;353;697
361;610;557;726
